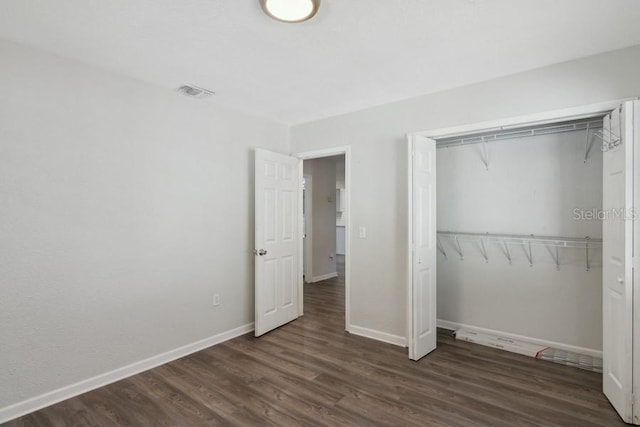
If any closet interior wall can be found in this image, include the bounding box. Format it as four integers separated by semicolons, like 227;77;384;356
436;121;604;353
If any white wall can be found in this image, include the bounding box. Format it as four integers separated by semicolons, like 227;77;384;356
291;44;640;345
0;39;288;412
336;156;346;255
303;157;337;280
437;131;603;351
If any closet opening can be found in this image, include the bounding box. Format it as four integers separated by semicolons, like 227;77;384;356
434;115;605;370
407;100;638;423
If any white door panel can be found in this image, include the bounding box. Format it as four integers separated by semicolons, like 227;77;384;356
634;100;640;426
409;135;437;360
255;149;300;337
602;102;635;423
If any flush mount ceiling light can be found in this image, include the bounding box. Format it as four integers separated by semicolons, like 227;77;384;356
260;0;320;23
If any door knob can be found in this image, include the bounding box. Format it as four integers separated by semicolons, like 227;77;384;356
254;249;267;256
617;277;624;284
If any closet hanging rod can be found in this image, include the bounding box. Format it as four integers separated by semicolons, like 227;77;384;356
436;118;603;149
437;231;602;249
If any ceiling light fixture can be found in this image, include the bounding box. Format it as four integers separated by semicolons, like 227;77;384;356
260;0;320;23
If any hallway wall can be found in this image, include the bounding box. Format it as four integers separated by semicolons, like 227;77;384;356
303;157;338;281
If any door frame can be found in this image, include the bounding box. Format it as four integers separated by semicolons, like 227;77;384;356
302;174;313;282
294;146;351;331
630;100;640;424
406;98;634;356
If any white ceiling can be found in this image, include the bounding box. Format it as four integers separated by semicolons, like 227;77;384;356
1;1;640;124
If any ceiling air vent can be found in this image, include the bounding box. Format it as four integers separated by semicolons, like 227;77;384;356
177;84;215;99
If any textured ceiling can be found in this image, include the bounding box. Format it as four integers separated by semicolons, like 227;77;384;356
1;0;640;124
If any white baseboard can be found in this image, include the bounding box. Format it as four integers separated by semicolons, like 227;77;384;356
348;324;407;347
436;319;602;359
0;323;255;424
307;272;338;283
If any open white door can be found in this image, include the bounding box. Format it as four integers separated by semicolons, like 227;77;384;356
254;149;300;337
602;101;635;423
408;135;437;361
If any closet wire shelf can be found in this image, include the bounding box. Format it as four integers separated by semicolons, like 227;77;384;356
436;231;601;271
434;118;612;167
436;119;604;148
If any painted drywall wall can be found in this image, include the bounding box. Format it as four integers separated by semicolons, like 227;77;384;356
303;157;338;280
336;156;346;255
437;131;603;351
0;39;288;410
336;156;346;225
291;44;640;348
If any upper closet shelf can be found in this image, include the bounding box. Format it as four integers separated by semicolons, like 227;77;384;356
435;118;605;166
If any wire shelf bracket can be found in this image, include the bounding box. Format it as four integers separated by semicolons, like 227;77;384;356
479;238;489;263
547;245;560;270
453;236;464;260
501;241;512;265
525;240;533;267
437;236;447;259
480;138;489;171
584;123;595;163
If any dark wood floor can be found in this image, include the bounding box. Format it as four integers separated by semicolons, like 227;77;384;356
6;258;625;426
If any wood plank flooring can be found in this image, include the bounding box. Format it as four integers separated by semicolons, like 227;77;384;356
5;258;625;426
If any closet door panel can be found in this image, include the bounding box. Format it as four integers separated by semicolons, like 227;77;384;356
602;103;634;424
409;135;437;361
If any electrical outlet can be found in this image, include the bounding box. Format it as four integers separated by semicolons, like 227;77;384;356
359;226;367;238
213;294;220;307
